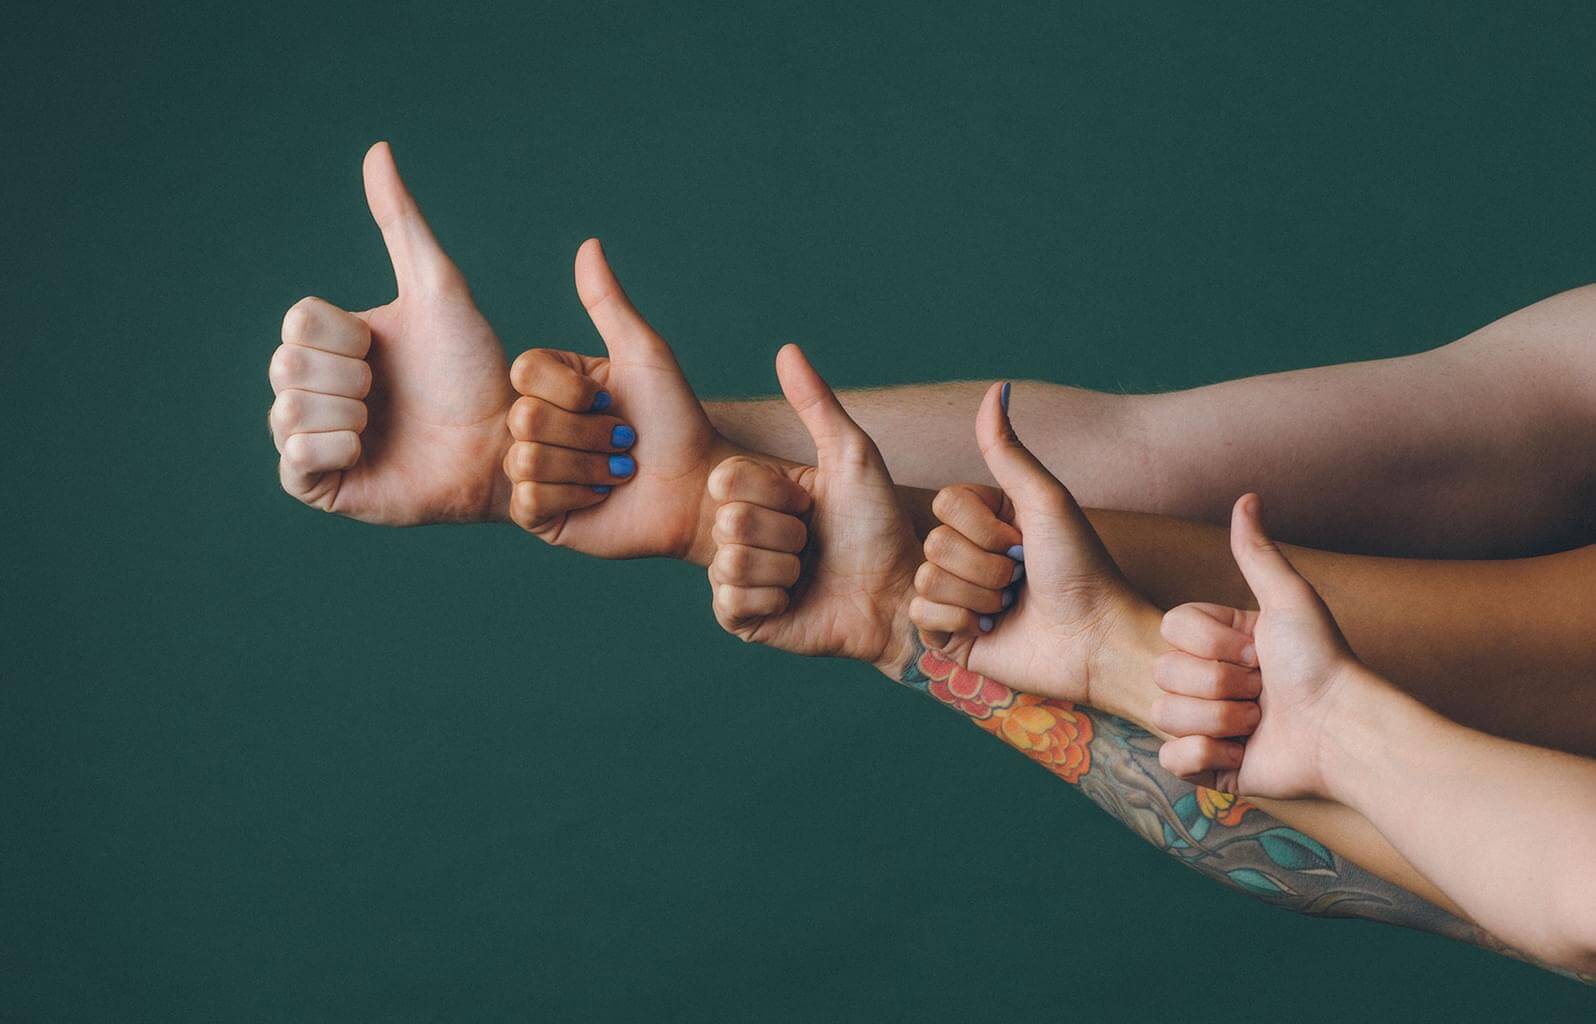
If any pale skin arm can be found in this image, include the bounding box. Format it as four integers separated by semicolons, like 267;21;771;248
1328;669;1596;977
1151;495;1596;978
709;283;1596;559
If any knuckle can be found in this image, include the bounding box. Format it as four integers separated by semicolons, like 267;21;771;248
268;345;304;387
281;433;311;467
508;397;539;439
719;503;753;542
1149;696;1174;729
281;296;322;344
923;525;954;563
913;560;939;594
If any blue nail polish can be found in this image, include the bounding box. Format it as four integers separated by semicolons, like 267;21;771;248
608;454;635;478
1006;544;1024;561
1000;587;1015;609
1010;562;1025;584
592;485;612;494
1000;381;1011;413
978;615;995;633
610;424;636;449
590;390;613;413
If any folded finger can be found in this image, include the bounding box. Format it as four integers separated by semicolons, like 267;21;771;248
707;456;811;516
1153;651;1263;700
713;502;808;553
923;525;1020;591
507;395;634;450
269;343;373;399
503;441;636;486
1160;603;1258;667
281;430;361;476
914;562;1008;615
509;480;610;530
1150;693;1261;738
1158;735;1244;781
510;348;608;412
713;584;789;632
281;296;371;357
709;544;802;589
270;390;367;447
909;595;982;637
931;484;1021;552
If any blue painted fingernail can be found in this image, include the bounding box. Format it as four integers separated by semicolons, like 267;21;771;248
1010;562;1025;584
1006;544;1024;561
1000;587;1015;609
610;424;636;449
1000;381;1011;413
978;615;995;633
591;390;612;412
608;454;635;477
592;485;612;494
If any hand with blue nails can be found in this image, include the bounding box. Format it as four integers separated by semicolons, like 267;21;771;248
705;344;920;671
908;383;1161;706
504;239;803;561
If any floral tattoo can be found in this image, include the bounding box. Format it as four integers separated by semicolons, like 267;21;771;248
896;635;1512;951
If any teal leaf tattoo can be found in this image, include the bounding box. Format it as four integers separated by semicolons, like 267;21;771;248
1227;867;1297;896
1256;828;1337;875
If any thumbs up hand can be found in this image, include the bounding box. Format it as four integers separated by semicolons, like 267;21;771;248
505;241;803;563
1151;494;1364;799
908;383;1160;707
704;344;921;671
268;142;515;525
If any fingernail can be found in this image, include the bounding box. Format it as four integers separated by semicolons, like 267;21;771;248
1000;381;1012;414
610;424;636;449
592;485;612;494
608;454;635;478
1010;562;1025;584
590;390;613;413
1006;544;1024;561
978;615;995;633
1240;644;1257;667
1000;587;1015;609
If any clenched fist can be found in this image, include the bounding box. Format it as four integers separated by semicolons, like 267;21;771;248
268;142;513;525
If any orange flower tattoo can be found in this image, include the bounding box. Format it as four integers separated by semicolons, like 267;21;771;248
917;649;1093;783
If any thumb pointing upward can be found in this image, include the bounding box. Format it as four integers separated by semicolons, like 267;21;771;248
1229;494;1317;610
573;238;683;369
975;381;1107;556
362;141;464;296
775;344;886;474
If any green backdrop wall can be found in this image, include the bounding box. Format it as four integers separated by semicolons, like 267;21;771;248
5;2;1593;1019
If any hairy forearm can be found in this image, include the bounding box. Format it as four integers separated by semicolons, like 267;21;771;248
1326;671;1596;977
710;286;1596;558
884;631;1500;957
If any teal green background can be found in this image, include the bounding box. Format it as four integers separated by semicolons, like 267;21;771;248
5;2;1593;1020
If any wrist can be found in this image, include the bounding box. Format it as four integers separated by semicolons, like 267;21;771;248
870;582;921;681
1083;599;1168;728
1315;663;1412;808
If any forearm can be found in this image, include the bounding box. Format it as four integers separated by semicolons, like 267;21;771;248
711;286;1596;558
881;630;1493;953
1327;670;1596;977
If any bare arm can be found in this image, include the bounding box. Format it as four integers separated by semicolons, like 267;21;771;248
1327;667;1596;978
711;284;1596;558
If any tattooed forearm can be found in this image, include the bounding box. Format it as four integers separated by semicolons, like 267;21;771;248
895;634;1508;951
